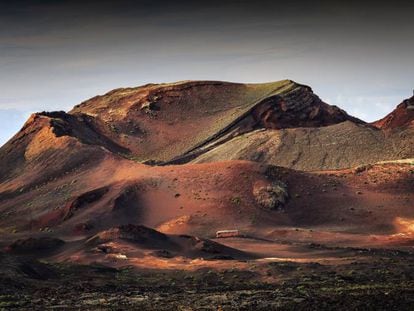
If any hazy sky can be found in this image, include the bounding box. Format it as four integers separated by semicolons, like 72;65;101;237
1;0;414;145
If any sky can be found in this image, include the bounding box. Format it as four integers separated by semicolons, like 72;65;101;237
1;0;414;146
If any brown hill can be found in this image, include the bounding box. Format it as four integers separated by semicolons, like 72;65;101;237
372;95;414;130
1;79;379;180
191;121;414;171
0;153;289;240
2;159;413;257
66;80;358;164
0;80;359;185
0;111;126;189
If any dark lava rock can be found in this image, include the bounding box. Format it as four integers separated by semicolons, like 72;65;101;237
7;237;65;253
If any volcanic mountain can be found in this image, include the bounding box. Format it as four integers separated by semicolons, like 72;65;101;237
3;79;411;177
373;95;414;130
0;80;413;265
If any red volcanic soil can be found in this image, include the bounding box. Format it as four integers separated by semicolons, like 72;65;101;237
0;155;284;239
1;157;413;261
373;96;414;130
264;163;414;247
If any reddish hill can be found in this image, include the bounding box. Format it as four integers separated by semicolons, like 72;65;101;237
0;153;290;240
0;80;359;178
67;80;358;163
372;96;414;130
0;111;127;188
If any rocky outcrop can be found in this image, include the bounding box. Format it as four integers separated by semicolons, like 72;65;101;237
253;181;288;210
249;85;362;130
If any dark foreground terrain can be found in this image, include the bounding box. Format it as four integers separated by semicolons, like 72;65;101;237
1;248;414;310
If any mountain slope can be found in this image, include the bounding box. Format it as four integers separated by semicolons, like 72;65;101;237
191;120;414;171
372;95;414;130
67;80;358;163
0;154;290;239
0;79;365;181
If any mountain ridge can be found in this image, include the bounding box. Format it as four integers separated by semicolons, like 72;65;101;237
1;79;364;167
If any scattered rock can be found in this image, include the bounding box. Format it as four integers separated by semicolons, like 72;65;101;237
7;237;64;253
152;249;175;258
253;181;288;210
